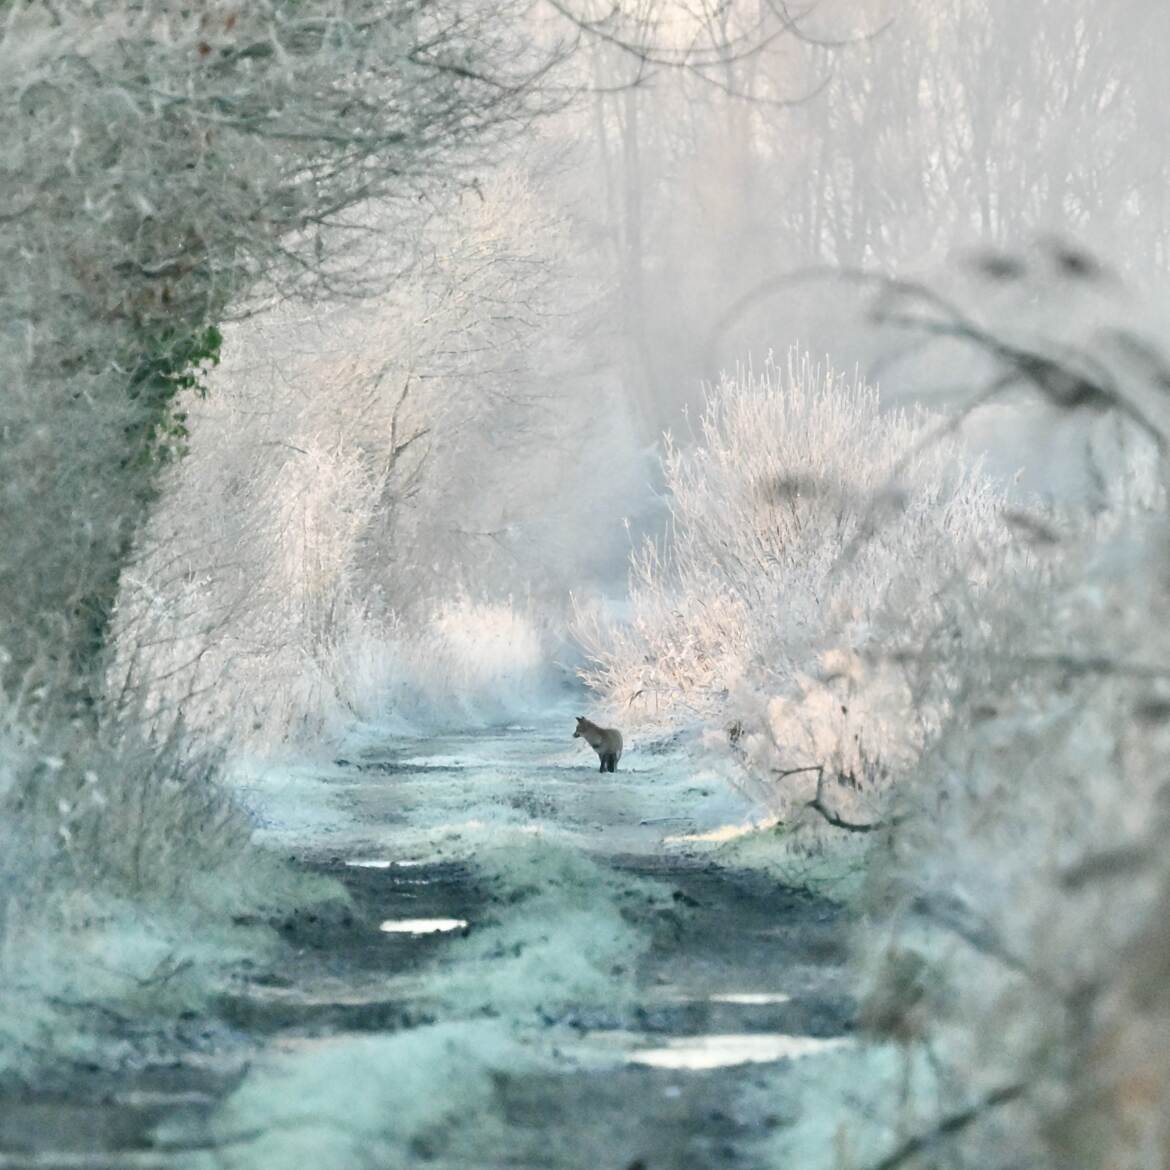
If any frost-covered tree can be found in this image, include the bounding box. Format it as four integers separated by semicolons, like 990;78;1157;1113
117;165;644;744
787;258;1170;1170
0;0;589;1073
576;349;1010;820
0;0;568;716
579;0;1170;432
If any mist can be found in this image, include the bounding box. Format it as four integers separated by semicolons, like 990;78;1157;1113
4;2;1170;1167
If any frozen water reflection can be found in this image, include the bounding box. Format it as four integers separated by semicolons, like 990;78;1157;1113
628;1033;847;1070
346;858;429;869
707;992;791;1005
379;918;467;934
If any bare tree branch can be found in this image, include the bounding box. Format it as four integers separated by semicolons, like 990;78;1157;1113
804;766;906;834
867;1084;1028;1170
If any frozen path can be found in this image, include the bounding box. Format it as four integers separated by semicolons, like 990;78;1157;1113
1;712;857;1169
278;712;759;860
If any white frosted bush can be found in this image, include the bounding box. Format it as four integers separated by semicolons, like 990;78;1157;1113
115;166;632;751
830;266;1170;1169
851;504;1170;1170
430;598;548;705
579;348;1009;816
308;596;556;744
196;595;557;751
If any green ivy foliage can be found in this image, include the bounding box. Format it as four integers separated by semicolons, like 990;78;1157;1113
126;323;224;470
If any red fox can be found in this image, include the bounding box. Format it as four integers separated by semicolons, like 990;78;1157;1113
573;716;623;773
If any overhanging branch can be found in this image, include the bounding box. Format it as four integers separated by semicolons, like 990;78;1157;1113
867;1084;1028;1170
798;765;906;834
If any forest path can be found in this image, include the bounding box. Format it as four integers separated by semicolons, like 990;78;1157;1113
1;711;856;1170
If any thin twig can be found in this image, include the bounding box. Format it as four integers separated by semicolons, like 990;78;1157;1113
773;764;825;780
910;894;1040;984
806;794;902;834
868;1083;1028;1170
1061;843;1154;890
804;766;904;833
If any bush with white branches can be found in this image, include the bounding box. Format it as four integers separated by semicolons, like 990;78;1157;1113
577;349;1010;817
827;265;1170;1170
114;166;639;748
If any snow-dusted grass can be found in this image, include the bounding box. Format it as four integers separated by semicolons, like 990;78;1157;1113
438;836;673;1018
0;849;335;1084
578;349;1010;821
0;703;342;1084
172;829;676;1168
693;818;871;901
167;1020;540;1170
0;896;270;1082
741;1042;954;1170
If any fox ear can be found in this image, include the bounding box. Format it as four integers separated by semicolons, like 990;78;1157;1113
577;715;585;721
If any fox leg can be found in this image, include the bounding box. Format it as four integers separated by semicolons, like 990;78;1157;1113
598;755;606;773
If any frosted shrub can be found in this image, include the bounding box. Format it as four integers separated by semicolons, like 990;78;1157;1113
0;0;564;714
849;504;1170;1170
319;598;554;742
0;695;248;906
431;598;547;703
175;595;556;751
818;260;1170;1169
266;438;381;632
116;165;632;751
579;349;1009;816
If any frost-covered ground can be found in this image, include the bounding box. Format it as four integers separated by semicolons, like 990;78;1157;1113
240;700;753;861
1;704;923;1170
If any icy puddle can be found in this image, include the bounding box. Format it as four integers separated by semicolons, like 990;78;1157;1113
379;918;468;934
578;1027;850;1071
346;858;432;869
628;1033;848;1070
681;992;792;1006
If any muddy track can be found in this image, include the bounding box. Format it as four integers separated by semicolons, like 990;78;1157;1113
0;723;856;1170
